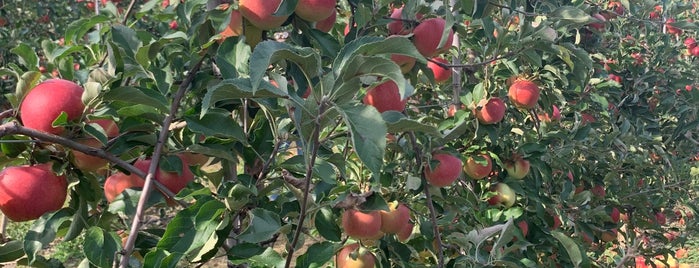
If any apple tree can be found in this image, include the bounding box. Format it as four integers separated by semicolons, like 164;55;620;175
0;0;698;267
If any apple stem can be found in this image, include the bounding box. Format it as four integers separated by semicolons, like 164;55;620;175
118;56;205;268
406;131;445;268
284;99;327;268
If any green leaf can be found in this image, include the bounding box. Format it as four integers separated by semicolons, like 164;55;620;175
24;209;73;264
314;207;341;241
83;227;121;268
273;0;297;16
249;41;322;93
334;56;410;102
142;249;182;268
159;154;184;175
215;38;251;79
382;111;440;136
549;6;592;26
157;197;227;257
10;44;39;69
65;15;110;45
104;86;169;111
15;71;42;107
111;25;142;58
0;240;25;263
184;111;247;142
338;103;387;178
229;247;285;267
201;78;289;115
552;231;584;267
237;208;282;243
295;241;336;268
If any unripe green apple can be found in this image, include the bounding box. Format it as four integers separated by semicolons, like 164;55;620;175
487;183;516;208
463;154;492;180
504;157;530;179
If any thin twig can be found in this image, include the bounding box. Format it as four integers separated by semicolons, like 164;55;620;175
0;121;180;202
284;99;327;268
0;109;14;120
118;56;206;268
406;131;444;267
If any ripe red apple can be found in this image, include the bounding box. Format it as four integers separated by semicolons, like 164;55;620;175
19;79;85;135
517;220;529;237
424;153;463;187
0;17;7;27
295;0;336;22
379;202;410;234
487;183;516;208
362;80;407;113
104;172;145;203
219;10;243;42
474;97;506;124
505;157;530;179
134;155;194;195
655;212;667;225
690;46;699;57
341;209;382;240
390;54;416;74
463;154;492;180
0;164;67;221
550;211;562;229
610;207;620;223
665;18;683;35
239;0;289;30
412;18;454;57
588;13;607;31
508;79;540;109
169;20;178;29
396;221;413;242
386;7;423;35
684;37;697;49
336;243;376;268
427;57;451;83
314;9;336;32
591;185;606;198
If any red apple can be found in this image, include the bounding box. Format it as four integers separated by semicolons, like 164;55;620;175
588;13;606;31
610;207;620;223
295;0;336;22
487;183;516;208
362;80;407;113
219;10;243;42
396;221;413;242
19;79;85;135
412;18;454;57
341;209;382;240
169;20;178;29
0;164;67;221
517;220;529;237
71;138;110;173
690;46;699;57
655;212;667;225
424;153;463;187
239;0;289;30
336;243;376;268
508;79;540;109
591;185;606;198
314;9;336;32
387;7;423;35
134;155;195;195
104;172;146;203
379;202;410;234
427;57;451;83
463;154;492;180
505;157;530;179
550;211;562;229
665;18;683;35
86;118;120;138
474;97;506;124
684;37;697;49
390;54;416;74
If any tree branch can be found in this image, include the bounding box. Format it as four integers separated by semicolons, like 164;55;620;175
284;98;327;268
118;56;206;268
0;121;180;203
406;131;444;268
